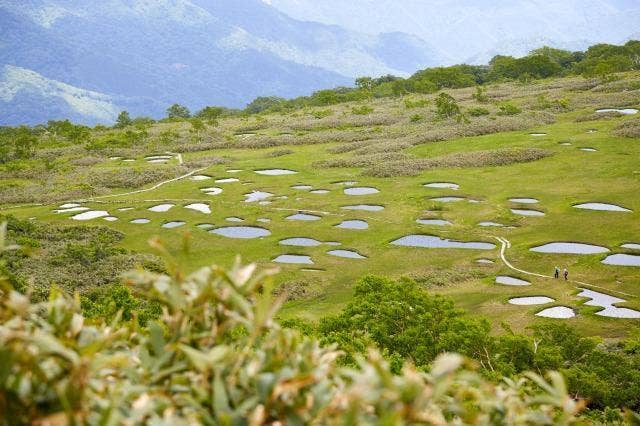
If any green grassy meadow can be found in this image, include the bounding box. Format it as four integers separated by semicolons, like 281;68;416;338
3;74;640;338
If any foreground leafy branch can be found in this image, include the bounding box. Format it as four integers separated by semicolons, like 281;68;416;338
0;231;584;424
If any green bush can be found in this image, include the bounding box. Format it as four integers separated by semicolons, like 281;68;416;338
311;108;333;119
404;98;429;109
435;92;460;118
468;107;491;116
497;103;522;116
351;105;374;115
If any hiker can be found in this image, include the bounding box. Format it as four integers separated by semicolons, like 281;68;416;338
554;266;560;279
563;268;568;281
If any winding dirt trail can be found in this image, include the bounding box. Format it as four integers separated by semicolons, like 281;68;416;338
493;236;636;298
80;167;208;202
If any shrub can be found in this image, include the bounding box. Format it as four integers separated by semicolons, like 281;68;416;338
410;114;424;122
264;149;293;158
435;92;460;118
614;118;640;138
404;98;429;109
0;216;161;299
468;107;491;116
364;148;551;177
473;86;489;102
311;109;333;119
497;103;522;116
351;105;374;115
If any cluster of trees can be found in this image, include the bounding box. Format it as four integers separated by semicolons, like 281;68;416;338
237;40;640;114
0;126;38;164
285;276;640;416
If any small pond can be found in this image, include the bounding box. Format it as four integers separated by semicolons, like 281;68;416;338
103;216;118;222
344;187;379;196
530;242;609;255
511;209;545;217
201;187;223;195
196;223;215;230
286;213;321;221
335;220;368;230
244;191;274;203
417;219;452;226
310;189;330;194
71;210;109;221
292;185;313;190
424;182;459;190
190;175;211;181
621;243;640;250
185;203;211;214
327;250;367;259
55;207;89;213
391;235;495;250
210;226;271;239
536;306;576;319
429;196;466;202
148;204;174;212
509;296;554;305
162;221;186;229
131;218;150;224
602;254;640;267
578;288;640;318
509;198;539;204
530;133;547;137
596;108;638;115
495;276;530;286
279;238;322;247
580;148;597;152
342;205;384;211
476;259;494;264
226;217;244;222
216;178;239;183
254;169;297;175
273;255;314;264
479;221;504;227
335;181;358;186
573;203;631;212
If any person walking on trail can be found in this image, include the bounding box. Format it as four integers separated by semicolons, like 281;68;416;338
563;268;568;281
554;266;560;279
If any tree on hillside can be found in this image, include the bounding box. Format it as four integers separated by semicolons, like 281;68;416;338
0;126;38;163
166;103;191;119
435;92;460;118
196;106;224;123
355;76;374;91
530;46;577;68
245;96;286;114
114;111;132;128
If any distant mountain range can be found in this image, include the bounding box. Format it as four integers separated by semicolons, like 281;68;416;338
267;0;640;64
1;0;639;125
0;0;442;125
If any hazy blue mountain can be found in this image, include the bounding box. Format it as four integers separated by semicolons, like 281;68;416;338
267;0;640;63
0;0;442;125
